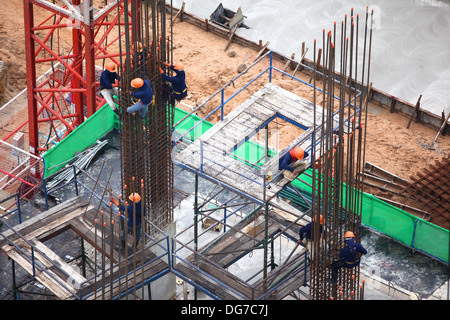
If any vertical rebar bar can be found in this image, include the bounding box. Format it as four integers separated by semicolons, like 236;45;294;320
308;8;372;300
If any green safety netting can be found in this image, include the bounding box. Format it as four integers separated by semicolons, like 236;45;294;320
413;218;449;263
287;169;449;263
42;104;118;179
41;103;449;263
174;108;213;138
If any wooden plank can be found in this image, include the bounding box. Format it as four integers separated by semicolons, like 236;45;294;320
173;263;243;300
200;213;263;257
433;112;450;143
70;217;121;263
267;263;310;300
176;83;335;205
364;161;410;187
308;48;322;83
196;261;253;298
229;6;244;30
6;205;93;250
259;98;315;126
283;53;295;71
204;216;279;268
253;41;270;62
0;196;88;245
82;249;169;300
224;24;238;51
172;1;185;24
269;198;309;223
406;95;422;129
292;47;308;77
31;239;86;286
5;248;74;300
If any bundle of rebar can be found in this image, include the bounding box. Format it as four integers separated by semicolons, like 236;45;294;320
308;8;374;300
117;0;175;237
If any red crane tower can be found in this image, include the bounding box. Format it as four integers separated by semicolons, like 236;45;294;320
23;0;130;167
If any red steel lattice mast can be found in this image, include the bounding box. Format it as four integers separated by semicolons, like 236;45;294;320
23;0;130;162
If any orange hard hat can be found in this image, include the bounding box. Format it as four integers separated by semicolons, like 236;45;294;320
313;214;323;224
131;78;144;88
344;231;355;238
174;63;184;70
105;62;116;72
136;41;143;52
129;192;141;203
292;147;305;160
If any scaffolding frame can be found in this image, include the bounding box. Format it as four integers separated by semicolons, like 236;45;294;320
171;7;373;300
0;161;171;300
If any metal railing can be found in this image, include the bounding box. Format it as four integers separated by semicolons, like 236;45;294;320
173;50;361;205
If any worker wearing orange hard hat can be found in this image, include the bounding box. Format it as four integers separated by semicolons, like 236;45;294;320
99;61;120;115
297;214;324;261
278;146;310;181
127;77;154;119
111;192;145;248
298;214;324;246
159;61;188;103
135;41;149;77
327;231;367;285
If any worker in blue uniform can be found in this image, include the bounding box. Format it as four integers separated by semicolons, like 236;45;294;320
99;62;120;115
111;193;146;248
298;214;323;245
135;41;149;77
127;78;154;119
298;214;324;261
278;146;310;180
160;62;188;102
327;231;367;285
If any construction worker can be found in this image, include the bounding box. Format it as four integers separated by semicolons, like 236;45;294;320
99;61;120;115
327;231;367;285
159;62;188;103
111;193;145;248
127;78;154;119
135;41;148;77
298;214;323;261
278;146;309;180
298;214;323;246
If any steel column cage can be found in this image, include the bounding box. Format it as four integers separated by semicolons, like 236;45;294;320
23;0;131;160
116;0;175;237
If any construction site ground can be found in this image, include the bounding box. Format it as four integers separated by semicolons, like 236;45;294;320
0;1;449;301
1;1;449;229
0;130;447;300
